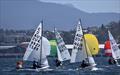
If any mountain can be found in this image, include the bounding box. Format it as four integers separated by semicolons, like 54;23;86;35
0;0;120;30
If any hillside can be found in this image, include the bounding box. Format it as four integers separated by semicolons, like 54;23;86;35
0;0;120;30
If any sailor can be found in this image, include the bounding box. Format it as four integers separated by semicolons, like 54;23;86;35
32;61;40;69
108;57;116;65
16;61;23;69
55;59;62;67
80;60;89;68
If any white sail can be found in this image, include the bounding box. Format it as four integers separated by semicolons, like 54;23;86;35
83;39;96;66
57;46;63;61
70;20;96;67
70;20;87;63
108;31;120;60
23;22;50;68
54;28;70;61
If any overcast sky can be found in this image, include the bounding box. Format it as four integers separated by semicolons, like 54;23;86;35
40;0;120;13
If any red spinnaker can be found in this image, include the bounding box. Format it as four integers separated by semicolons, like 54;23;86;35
104;40;112;56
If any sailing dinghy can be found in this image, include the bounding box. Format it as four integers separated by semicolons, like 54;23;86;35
54;28;71;67
107;30;120;66
20;21;52;71
70;19;98;71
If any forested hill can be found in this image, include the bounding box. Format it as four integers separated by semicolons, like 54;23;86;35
0;0;120;30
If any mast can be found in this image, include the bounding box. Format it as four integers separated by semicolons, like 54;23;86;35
40;20;43;67
79;19;89;63
53;26;56;39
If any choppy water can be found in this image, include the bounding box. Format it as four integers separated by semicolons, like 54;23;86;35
0;56;120;75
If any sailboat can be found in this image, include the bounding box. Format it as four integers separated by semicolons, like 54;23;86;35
107;30;120;66
70;19;98;70
21;21;51;71
54;28;71;63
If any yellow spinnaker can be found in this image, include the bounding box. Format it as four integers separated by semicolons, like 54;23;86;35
84;34;99;55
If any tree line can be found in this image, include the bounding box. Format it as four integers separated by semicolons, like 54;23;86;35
0;21;120;45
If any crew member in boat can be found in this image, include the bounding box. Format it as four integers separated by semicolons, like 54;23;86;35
55;58;62;67
32;61;40;69
16;61;23;69
80;60;89;68
108;57;116;65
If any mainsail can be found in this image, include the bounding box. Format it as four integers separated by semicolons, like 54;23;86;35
70;20;87;63
108;30;120;60
57;46;63;61
23;22;50;68
54;28;70;61
70;20;96;66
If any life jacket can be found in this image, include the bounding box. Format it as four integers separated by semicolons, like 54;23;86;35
16;61;23;69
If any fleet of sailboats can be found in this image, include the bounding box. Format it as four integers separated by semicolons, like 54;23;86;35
18;19;120;71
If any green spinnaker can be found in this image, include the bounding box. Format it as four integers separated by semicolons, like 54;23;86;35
49;40;57;56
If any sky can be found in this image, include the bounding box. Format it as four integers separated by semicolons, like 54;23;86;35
40;0;120;13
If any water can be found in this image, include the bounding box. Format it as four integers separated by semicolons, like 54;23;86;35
0;56;120;75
